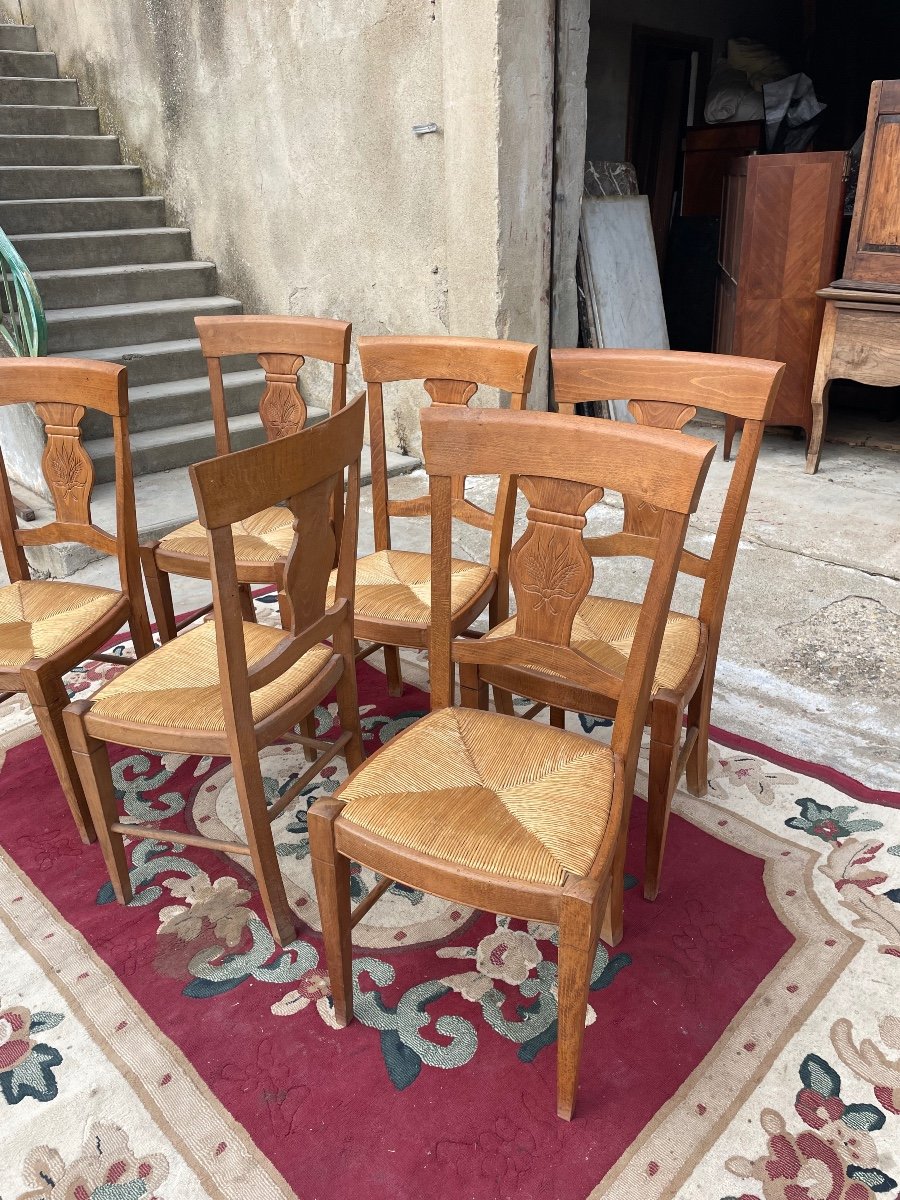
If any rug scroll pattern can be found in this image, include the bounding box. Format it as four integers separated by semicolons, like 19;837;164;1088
1;612;898;1199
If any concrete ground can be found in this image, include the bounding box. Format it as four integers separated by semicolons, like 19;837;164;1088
6;426;899;790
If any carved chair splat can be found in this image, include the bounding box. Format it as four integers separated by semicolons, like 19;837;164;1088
347;334;537;697
64;394;367;948
0;358;152;843
141;314;351;644
308;405;715;1121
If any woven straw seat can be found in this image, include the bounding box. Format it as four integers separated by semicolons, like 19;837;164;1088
0;580;123;668
158;506;294;567
485;596;701;692
340;707;614;887
89;620;332;731
327;549;492;626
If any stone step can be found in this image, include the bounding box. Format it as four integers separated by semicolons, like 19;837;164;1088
0;163;142;199
11;227;191;270
25;445;421;577
34;261;217;309
0;194;165;233
0;50;57;78
80;369;274;438
46;295;243;353
88;411;266;484
0;25;38;52
0;133;120;164
68;337;258;387
0;77;78;105
0;104;99;134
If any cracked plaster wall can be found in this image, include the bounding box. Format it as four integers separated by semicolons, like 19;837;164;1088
4;0;553;453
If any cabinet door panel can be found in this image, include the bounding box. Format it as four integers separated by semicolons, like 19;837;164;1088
843;80;900;285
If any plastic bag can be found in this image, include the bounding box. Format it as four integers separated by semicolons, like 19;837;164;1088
763;73;827;152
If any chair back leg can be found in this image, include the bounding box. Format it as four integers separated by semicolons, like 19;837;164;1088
685;672;712;797
643;698;683;901
382;644;404;697
231;753;296;946
140;544;178;643
334;631;365;773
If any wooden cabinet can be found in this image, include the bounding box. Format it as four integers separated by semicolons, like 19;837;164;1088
713;152;846;458
840;80;900;288
681;121;764;218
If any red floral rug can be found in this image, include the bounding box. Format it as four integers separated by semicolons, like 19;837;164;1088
2;609;899;1200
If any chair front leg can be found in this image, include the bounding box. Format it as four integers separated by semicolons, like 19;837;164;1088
140;545;177;643
644;698;682;902
308;798;355;1026
24;672;96;844
556;879;603;1120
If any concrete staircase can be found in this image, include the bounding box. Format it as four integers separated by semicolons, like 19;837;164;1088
0;22;416;576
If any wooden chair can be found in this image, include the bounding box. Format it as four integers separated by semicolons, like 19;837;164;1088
0;358;152;843
141;314;351;642
308;405;715;1120
63;393;367;947
486;348;783;935
344;334;537;695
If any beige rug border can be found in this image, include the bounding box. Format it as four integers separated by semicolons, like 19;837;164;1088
1;848;297;1200
588;795;861;1200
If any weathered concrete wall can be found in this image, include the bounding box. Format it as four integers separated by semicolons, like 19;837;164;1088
5;0;554;452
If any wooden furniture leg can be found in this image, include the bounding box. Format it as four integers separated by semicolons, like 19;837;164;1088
383;644;404;697
549;706;566;728
723;414;738;461
140;545;177;643
685;672;712;798
232;755;296;946
459;662;488;710
806;301;837;474
308;798;354;1025
643;700;682;901
334;627;364;773
299;713;318;763
65;704;131;896
238;583;257;623
23;671;95;844
556;883;601;1120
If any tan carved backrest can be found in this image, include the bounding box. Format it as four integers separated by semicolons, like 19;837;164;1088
552;349;784;634
0;358;145;607
194;315;351;456
422;406;715;789
188;393;366;724
357;335;538;581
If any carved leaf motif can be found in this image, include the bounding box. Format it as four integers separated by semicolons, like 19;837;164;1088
259;386;306;439
519;534;580;614
49;438;89;504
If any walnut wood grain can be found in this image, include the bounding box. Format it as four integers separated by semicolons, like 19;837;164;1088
65;395;367;948
354;335;537;696
141;314;351;640
308;402;713;1121
0;358;152;844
